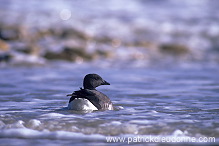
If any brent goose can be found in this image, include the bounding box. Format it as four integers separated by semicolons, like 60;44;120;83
67;74;114;110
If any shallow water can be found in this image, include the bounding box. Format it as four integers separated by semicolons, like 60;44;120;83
0;62;219;145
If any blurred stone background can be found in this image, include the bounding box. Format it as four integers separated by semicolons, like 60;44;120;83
0;0;219;67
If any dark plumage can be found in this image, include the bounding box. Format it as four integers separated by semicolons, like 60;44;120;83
67;74;114;110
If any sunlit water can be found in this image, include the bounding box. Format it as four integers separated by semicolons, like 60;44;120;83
0;62;219;145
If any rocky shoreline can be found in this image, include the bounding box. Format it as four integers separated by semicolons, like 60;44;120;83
0;21;196;66
0;0;219;67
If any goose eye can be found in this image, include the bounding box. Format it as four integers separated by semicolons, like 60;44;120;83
94;76;100;80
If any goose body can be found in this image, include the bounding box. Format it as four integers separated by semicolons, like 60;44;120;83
67;74;114;111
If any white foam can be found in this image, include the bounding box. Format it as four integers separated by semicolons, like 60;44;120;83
110;121;122;125
4;120;26;129
100;121;122;127
172;129;188;136
26;119;41;128
39;112;80;119
116;106;124;110
40;113;66;118
121;124;138;134
0;128;105;140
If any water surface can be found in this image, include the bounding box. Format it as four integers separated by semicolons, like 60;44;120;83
0;63;218;145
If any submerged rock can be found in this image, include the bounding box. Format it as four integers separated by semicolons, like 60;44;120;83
159;43;190;55
0;39;11;62
0;39;9;51
44;47;93;62
0;26;19;41
0;53;11;62
60;28;90;40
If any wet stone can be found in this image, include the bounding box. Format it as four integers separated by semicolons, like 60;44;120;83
159;43;190;55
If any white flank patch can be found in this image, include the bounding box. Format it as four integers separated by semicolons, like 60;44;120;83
68;98;98;111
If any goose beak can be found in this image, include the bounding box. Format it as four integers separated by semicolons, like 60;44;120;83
102;80;110;85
